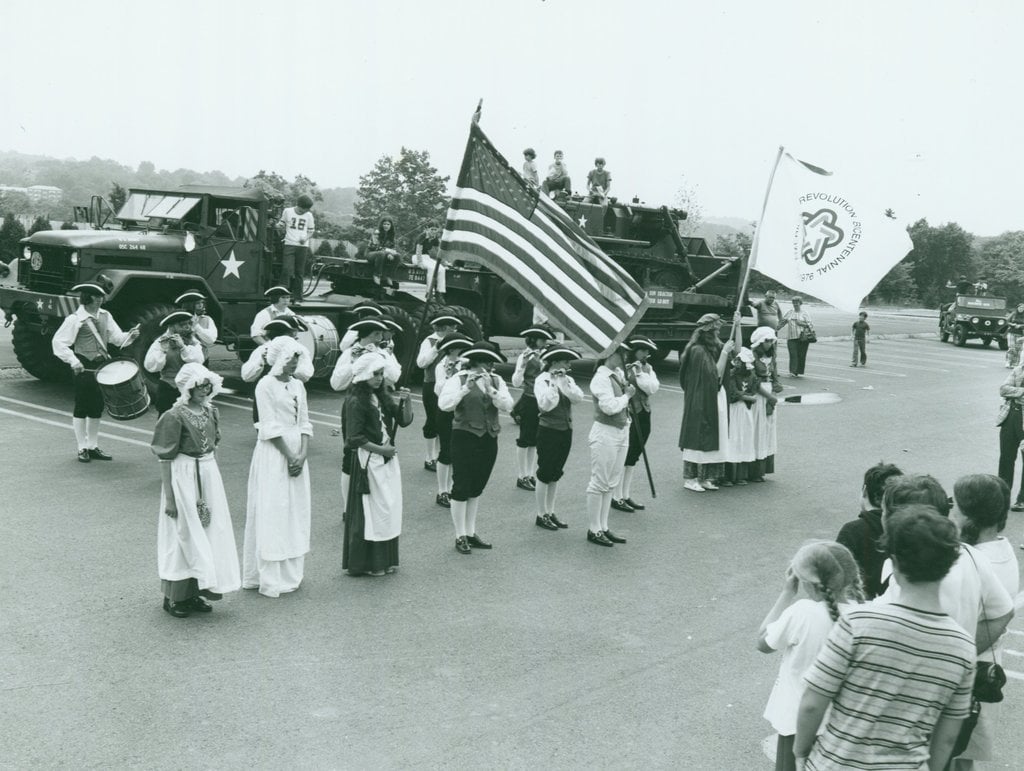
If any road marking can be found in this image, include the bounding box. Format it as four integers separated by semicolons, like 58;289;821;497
0;407;151;447
801;362;907;378
1005;670;1024;682
0;395;155;434
1003;649;1024;657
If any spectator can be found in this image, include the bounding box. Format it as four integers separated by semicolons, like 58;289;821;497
996;363;1024;511
541;150;572;198
586;157;611;203
278;194;314;304
782;297;814;377
793;506;977;771
522;148;539;187
851;311;869;367
747;289;784;330
835;462;903;599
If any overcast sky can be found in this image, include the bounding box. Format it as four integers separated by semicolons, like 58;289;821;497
2;0;1021;235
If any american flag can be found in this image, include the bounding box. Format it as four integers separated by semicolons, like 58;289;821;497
440;123;648;356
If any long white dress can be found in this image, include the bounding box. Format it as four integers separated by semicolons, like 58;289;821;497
243;376;313;598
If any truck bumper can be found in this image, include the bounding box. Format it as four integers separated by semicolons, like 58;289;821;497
0;286;77;320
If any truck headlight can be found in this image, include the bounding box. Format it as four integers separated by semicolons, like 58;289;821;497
972;317;980;324
70;251;79;266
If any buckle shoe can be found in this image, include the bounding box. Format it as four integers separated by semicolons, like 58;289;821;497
610;498;635;512
88;448;113;461
548;512;569;528
587;530;613;547
436;492;451;508
467;533;492;549
516;476;536;491
623;498;645;510
77;449;91;463
603;529;626;544
536;514;559;531
455;536;471;554
163;598;190;618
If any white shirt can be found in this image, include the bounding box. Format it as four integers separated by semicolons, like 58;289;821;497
511;349;541;388
590;365;631;418
249;305;295;340
535;371;586;412
241;341;313;383
143;336;204;374
329;342;378;392
416;335;442;370
192;315;218;348
434;356;463;397
280;207;314;247
51;306;132;367
437;369;514;413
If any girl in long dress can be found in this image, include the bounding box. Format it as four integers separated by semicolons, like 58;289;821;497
243;337;313;598
152;363;240;618
678;313;735;492
749;327;782;482
342;351;414;576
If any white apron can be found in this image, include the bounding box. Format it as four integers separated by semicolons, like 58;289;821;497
358;447;403;541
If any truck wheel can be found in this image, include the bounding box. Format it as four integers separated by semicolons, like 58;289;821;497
998;336;1009;351
121;303;177;391
492;284;533;336
379;304;418;368
646;345;672;364
12;318;71;382
981;335;993;348
939;322;949;343
953;324;968;347
446;305;484;341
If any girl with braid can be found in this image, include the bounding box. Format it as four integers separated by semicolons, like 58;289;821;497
756;541;864;771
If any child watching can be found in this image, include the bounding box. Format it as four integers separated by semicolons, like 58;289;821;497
851;312;869;367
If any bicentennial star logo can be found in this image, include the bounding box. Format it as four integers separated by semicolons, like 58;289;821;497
800;209;844;266
220;250;244;278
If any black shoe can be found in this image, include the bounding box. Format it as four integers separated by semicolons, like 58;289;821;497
610;498;635;512
587;530;614;547
604;529;627;544
623;498;645;510
77;449;91;463
467;533;492;549
516;476;536;491
88;448;113;461
1012;501;1024;512
198;589;222;601
424;460;437;472
163;598;190;618
536;514;559;531
548;512;569;529
455;536;471;555
436;492;451;508
189;597;213;613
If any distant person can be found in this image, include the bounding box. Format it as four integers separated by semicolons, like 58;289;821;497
1005;303;1024;369
834;462;903;599
51;282;140;462
757;541;863;771
747;289;784;330
850;311;869;367
368;215;401;297
413;221;448;303
793;506;977;771
586;157;611;203
782;297;814;377
522;147;540;188
541;150;572;198
996;363;1024;511
278;194;314;304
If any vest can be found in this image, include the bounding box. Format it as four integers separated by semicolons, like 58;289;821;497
159;341;188;386
422;335;441;383
73;312;109;361
592;370;629;428
520;353;542;397
539;390;573;431
627;368;650;413
452;372;501;437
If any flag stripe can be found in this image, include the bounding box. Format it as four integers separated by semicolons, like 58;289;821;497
447;192;637;321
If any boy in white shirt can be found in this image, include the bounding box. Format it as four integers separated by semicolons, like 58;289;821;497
278;194;315;304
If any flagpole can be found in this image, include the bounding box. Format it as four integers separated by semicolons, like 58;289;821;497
731;145;785;341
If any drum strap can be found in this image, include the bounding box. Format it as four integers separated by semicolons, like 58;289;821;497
82;317;110;360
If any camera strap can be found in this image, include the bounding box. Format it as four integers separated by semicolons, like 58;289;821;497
963;545;1000;671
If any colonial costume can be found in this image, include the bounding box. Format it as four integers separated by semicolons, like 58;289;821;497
533;347;585;531
432;334;473;508
678;314;731;491
614;335;660;511
242;337;313;598
338;302;385;351
174;290;218;362
240;317;313;427
586;345;632;546
723;347;758;485
151;363;240;617
249;286;296;345
437;341;514;554
342;352;413;576
749;327;782;482
416;313;462;471
510;326;554;491
144;310;205;415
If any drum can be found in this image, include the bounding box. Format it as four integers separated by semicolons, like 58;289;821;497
95;358;151;420
294;314;340;379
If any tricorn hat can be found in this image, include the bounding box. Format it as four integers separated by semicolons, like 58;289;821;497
159;311;193;329
519;326;555;341
625;335;658;352
462;340;506;363
540;346;581;364
175;290;206;305
437;333;473;354
429;313;462;328
264;286;290;299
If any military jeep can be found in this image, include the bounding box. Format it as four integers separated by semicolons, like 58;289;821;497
939;294;1009;349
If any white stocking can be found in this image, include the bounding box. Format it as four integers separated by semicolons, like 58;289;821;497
450;499;467;537
516;446;530;478
72;417;88;451
466;496;480;536
428;437;440;462
535;481;549;516
587;492;603;533
436;462;451;494
600;491;613;531
85;417;100;449
545;480;559;513
526;446;537;477
620;466;636;501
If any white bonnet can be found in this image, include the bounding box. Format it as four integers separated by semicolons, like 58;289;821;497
174;362;223;405
266;336;307;376
750;326;777;348
351;350;388;384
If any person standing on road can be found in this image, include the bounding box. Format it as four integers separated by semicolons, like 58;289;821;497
417;313;462;472
614;335;660;510
175;290;217;364
278;194;314;305
51;282;141;462
747;289;784;331
432;333;473;509
834;462;904;599
438;341;514;555
511;326;555;492
144;311;205;415
782;297;813;377
679;314;735;492
996;362;1024;511
1005;303;1024;368
341;351;413;577
586;344;634;547
242;337;313;598
249;286;296;346
749;327;782;482
533;346;585;532
850;312;869;367
241;317;313;428
150;363;240;618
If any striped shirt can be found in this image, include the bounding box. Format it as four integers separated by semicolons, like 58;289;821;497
804;604;975;770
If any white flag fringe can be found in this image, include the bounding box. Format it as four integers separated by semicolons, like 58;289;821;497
750;149;913;313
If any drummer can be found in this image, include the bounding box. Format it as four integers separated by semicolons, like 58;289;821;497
339;301;386;351
250;286;296;345
51;281;141;462
144;311;205;415
175;290;218;362
241;318;314;426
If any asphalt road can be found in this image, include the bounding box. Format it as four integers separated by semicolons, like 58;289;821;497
2;318;1023;769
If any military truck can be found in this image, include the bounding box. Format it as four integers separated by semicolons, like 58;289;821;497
939;294;1010;348
0;185;372;382
315;197;750;361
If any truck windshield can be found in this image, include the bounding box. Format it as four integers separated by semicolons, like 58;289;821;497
118;192;201;223
957;296;1006;311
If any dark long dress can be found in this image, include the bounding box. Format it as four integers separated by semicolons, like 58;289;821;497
677;343;722;452
341;388;408;575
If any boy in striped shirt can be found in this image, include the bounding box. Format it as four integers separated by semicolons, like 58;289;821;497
794;505;976;771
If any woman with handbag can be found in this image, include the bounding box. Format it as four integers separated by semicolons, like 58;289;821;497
151;363;240;618
996;363;1024;511
242;337;314;598
948;474;1019;770
342;350;413;576
782;297;814;377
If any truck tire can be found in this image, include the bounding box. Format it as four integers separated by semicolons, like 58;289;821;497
492;284;533;336
646;345;672;364
445;305;484;341
939;321;949;343
379;304;418;368
12;318;71;382
998;336;1009;351
953;324;968;347
981;335;993;348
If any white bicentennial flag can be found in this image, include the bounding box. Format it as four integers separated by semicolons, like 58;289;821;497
751;149;914;313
